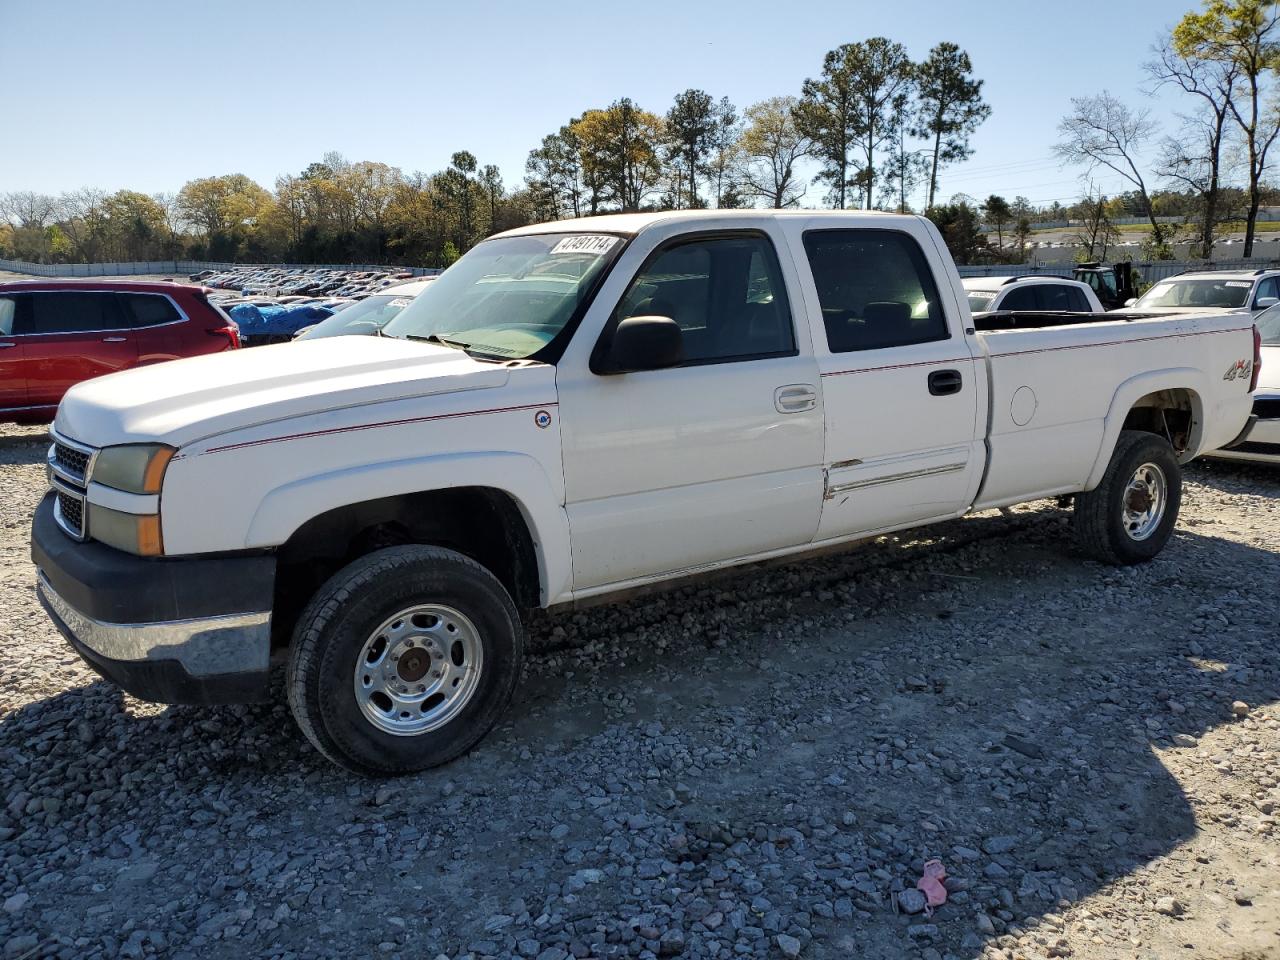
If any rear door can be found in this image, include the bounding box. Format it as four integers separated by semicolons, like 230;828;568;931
18;291;139;408
0;294;27;412
788;222;984;539
118;292;187;360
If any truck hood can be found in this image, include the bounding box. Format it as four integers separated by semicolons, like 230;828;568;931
55;335;517;448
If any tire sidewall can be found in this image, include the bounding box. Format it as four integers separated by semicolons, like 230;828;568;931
1104;436;1182;562
311;555;521;773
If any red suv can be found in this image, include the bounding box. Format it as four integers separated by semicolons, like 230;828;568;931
0;280;240;424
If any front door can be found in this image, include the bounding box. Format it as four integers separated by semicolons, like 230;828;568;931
17;291;139;409
790;225;984;540
557;230;825;592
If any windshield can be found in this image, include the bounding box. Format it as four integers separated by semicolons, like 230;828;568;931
296;290;422;339
1257;302;1280;344
966;291;997;312
381;233;624;358
1135;278;1252;309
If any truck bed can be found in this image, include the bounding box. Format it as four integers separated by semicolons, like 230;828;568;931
974;310;1178;332
971;311;1256;509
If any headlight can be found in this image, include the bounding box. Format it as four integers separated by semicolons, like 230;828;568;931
87;504;163;556
91;444;175;495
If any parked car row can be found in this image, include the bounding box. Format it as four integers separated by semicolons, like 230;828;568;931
190;266;419;299
2;255;1273;477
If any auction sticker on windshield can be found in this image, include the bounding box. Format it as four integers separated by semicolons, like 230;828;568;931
550;235;618;256
1225;281;1252;288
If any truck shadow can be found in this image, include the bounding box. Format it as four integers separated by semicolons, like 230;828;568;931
1188;457;1280;491
1;514;1276;959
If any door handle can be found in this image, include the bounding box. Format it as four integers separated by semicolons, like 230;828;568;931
102;337;128;343
928;369;963;396
775;384;817;414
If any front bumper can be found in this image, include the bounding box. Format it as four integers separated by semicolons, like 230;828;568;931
31;494;276;704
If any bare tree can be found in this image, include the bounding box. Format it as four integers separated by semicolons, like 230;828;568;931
1056;91;1168;252
56;189;109;261
736;97;812;207
1070;186;1122;261
0;191;58;229
1148;36;1240;258
151;192;186;255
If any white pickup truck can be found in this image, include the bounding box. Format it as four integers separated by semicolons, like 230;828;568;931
33;211;1260;775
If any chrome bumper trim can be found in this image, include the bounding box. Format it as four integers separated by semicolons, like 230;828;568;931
37;573;271;677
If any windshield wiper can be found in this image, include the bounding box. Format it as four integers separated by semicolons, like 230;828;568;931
404;333;473;350
401;333;509;362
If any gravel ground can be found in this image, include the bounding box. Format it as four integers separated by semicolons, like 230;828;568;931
1;424;1277;960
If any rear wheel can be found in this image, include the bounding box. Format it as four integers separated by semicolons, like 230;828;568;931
286;545;523;775
1072;430;1182;565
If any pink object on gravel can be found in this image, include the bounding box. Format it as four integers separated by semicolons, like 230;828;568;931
917;859;948;915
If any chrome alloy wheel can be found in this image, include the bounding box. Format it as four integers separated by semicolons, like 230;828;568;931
353;604;484;736
1121;461;1167;541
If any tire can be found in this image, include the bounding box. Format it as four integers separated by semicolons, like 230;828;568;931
286;545;523;776
1072;429;1182;565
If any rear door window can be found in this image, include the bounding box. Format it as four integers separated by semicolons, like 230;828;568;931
803;229;948;352
120;293;182;327
1037;285;1072;311
998;286;1037;311
16;292;127;334
1067;287;1092;311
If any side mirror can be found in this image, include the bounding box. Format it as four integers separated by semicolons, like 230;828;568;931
1254;297;1278;310
608;316;683;372
1124;298;1137;307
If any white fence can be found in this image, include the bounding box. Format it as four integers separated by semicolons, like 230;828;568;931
9;255;1275;287
0;258;440;278
957;256;1280;283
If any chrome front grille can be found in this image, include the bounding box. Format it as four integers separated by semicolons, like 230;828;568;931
55;491;84;537
47;430;96;541
53;441;90;483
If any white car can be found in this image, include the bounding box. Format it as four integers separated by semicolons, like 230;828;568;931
1130;269;1280;314
1207;303;1279;465
33;210;1258;775
962;276;1104;316
293;278;435;340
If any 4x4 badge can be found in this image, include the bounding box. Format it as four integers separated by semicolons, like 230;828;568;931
1223;359;1252;381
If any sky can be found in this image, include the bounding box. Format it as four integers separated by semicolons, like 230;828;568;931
0;0;1200;211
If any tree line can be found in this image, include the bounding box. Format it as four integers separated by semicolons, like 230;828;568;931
4;2;1278;269
0;37;991;268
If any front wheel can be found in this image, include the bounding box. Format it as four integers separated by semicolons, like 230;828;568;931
1072;429;1182;565
286;545;523;776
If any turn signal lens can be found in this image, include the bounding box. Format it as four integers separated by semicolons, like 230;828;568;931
87;505;164;557
141;447;174;494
